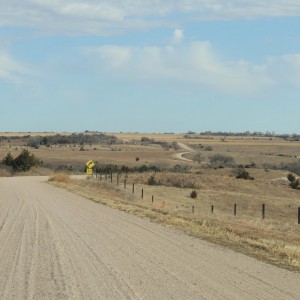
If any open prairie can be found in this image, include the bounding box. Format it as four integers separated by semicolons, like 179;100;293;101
1;132;300;270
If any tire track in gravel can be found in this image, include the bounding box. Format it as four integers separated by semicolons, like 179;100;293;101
0;176;300;299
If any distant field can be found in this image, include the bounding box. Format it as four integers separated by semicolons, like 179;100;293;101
1;132;300;169
0;132;72;137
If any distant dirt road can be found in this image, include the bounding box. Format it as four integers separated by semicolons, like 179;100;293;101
1;176;300;299
174;142;195;162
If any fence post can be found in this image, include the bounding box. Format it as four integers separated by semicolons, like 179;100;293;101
298;207;300;225
110;172;113;183
262;204;265;219
192;206;195;214
132;183;135;194
211;205;214;214
124;179;127;189
141;189;144;199
234;204;237;216
152;195;154;203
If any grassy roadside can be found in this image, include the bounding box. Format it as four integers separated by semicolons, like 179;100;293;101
48;174;300;273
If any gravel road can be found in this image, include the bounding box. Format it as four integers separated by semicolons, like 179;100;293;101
0;176;300;299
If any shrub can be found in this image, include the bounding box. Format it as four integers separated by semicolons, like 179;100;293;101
171;164;191;173
204;146;213;151
290;180;299;190
147;175;157;185
287;173;296;183
48;173;70;183
2;152;14;166
235;167;254;180
12;149;40;171
209;154;235;167
193;152;203;164
95;164;118;174
171;142;180;150
287;173;299;189
190;190;198;199
136;157;140;162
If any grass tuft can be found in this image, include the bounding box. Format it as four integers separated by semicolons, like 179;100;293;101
48;173;70;183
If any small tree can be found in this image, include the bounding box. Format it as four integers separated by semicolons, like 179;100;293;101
2;152;14;166
13;149;40;171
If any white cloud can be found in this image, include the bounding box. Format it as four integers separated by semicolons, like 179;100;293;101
266;54;300;86
1;1;300;34
83;40;276;95
173;29;184;43
0;51;33;82
85;46;131;69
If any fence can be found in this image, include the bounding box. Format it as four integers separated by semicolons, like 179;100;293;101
95;172;300;224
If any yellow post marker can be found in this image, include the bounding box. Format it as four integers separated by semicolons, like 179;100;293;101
86;160;95;175
86;168;93;175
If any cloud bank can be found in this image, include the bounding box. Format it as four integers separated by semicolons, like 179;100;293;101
1;0;300;35
83;38;300;96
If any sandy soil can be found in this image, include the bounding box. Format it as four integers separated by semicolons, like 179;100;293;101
0;176;300;299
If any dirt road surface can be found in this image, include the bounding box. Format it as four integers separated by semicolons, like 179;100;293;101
1;176;300;300
173;142;195;162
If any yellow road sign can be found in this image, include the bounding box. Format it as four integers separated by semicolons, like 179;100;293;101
86;160;95;169
86;168;93;175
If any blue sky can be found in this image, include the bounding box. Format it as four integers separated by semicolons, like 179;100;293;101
1;1;300;134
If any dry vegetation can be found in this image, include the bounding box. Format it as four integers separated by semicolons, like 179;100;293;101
49;172;300;272
2;132;300;271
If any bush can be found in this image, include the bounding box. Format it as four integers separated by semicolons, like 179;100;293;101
147;175;157;185
12;149;40;171
48;173;70;183
171;142;180;150
287;173;299;189
209;154;235;167
287;173;296;183
2;152;14;166
193;152;203;164
95;164;118;174
235;166;254;180
190;190;198;199
171;164;191;173
204;146;213;151
290;180;299;190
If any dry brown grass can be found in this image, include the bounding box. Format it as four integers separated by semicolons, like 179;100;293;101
49;171;300;272
48;173;70;183
1;132;299;171
0;167;12;177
